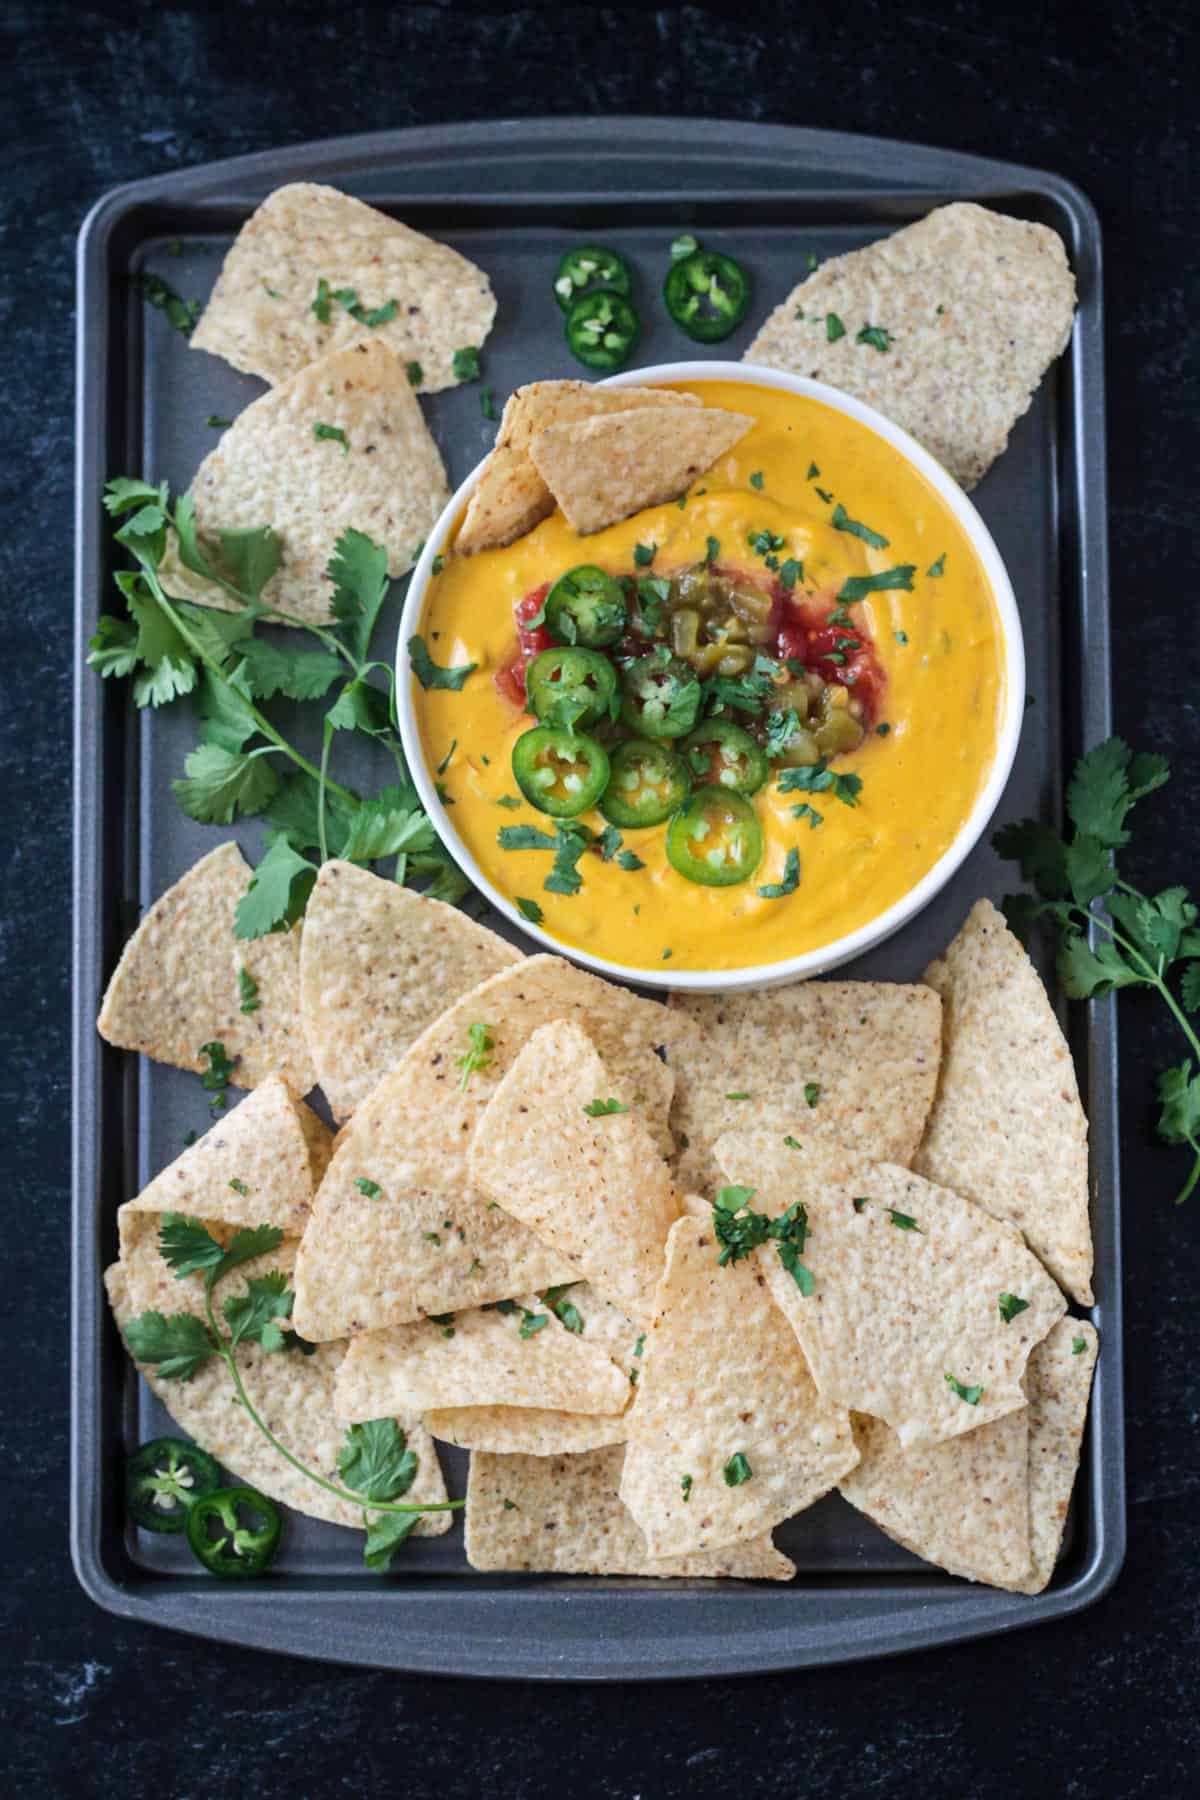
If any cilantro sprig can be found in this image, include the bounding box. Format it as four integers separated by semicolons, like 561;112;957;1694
712;1186;814;1295
122;1214;460;1566
995;738;1200;1203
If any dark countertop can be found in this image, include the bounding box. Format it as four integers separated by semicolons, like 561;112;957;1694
3;1;1198;1792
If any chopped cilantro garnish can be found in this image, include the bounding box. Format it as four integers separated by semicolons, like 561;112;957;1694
228;1177;249;1197
779;558;802;590
633;542;656;567
726;1091;751;1101
777;761;862;809
206;414;232;429
876;722;891;736
355;1177;383;1199
783;1136;802;1150
583;1097;630;1117
408;634;476;691
1072;1337;1087;1355
237;967;261;1015
406;360;423;386
945;1373;984;1405
431;553;446;576
804;1081;820;1108
456;1022;495;1091
545;826;590;897
199;1041;237;1111
617;849;645;871
825;312;846;342
807;462;820;479
887;1208;922;1232
681;1473;693;1503
814;486;834;504
894;630;909;645
498;825;557;851
837;566;916;602
480;386;499;421
452;346;482;381
998;1292;1030;1324
831;502;889;550
436;740;457;776
927;553;946;577
749;471;764;490
792;803;823;828
139;271;201;336
713;1187;813;1294
723;1452;754;1487
518;1308;549;1340
856;324;892;352
516;896;544;924
705;535;720;565
313;422;348;453
852;1196;869;1213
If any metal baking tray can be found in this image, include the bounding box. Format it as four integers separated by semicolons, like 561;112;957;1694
72;118;1123;1679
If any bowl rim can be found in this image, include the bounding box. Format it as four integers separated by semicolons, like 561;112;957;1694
396;359;1025;992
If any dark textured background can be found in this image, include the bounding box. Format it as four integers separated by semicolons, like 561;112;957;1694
4;1;1197;1792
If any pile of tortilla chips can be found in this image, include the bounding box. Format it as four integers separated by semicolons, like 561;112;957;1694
102;849;1098;1590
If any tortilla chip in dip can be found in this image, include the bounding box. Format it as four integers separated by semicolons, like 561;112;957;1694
456;381;702;554
465;1443;795;1579
914;898;1093;1304
745;202;1076;489
333;1298;630;1422
160;339;449;626
105;1262;450;1534
299;861;521;1122
666;980;942;1197
619;1215;858;1557
714;1132;1066;1447
97;842;314;1092
527;404;755;534
469;1019;681;1326
191;181;496;392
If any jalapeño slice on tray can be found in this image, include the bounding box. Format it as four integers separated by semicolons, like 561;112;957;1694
599;737;691;828
682;720;770;796
553;244;634;311
620;652;702;740
542;565;628;648
663;248;751;343
526;646;618;730
666;787;764;886
512;725;611;818
564;290;641;371
185;1485;283;1578
126;1436;221;1534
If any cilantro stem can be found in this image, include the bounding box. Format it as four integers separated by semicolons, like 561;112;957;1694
317;721;334;865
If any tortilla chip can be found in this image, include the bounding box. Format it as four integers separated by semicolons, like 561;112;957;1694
160;339;448;626
666;981;942;1197
914;899;1093;1304
1017;1317;1099;1594
97;842;315;1092
840;1407;1033;1590
557;1280;645;1375
714;1132;1066;1447
619;1215;857;1557
334;1298;630;1422
456;382;701;553
746;202;1076;489
425;1406;628;1456
528;405;755;535
191;182;496;393
299;861;522;1122
466;1444;795;1578
469;1020;681;1325
106;1262;449;1534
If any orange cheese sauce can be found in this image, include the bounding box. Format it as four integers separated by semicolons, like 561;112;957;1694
412;380;1005;973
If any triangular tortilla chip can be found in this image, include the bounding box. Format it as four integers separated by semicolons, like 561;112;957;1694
106;1262;449;1533
466;1444;795;1579
746;202;1076;489
425;1406;628;1456
160;339;448;626
1018;1316;1099;1594
97;843;314;1092
455;381;701;553
299;861;522;1122
666;981;942;1197
619;1216;858;1557
528;405;755;534
334;1299;630;1422
469;1020;681;1324
714;1132;1066;1447
914;899;1093;1303
192;182;496;392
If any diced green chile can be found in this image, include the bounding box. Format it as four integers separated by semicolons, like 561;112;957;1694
126;1436;221;1534
185;1485;282;1578
682;721;769;796
599;737;691;828
663;250;751;343
564;291;641;371
666;788;764;886
526;647;617;729
543;565;627;648
620;654;701;739
553;245;634;311
512;726;610;817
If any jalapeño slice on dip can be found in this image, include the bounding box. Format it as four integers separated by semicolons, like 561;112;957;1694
410;379;1006;973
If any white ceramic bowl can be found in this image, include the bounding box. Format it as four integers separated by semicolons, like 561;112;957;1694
397;360;1025;992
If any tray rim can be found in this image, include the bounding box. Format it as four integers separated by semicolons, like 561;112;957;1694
71;115;1123;1681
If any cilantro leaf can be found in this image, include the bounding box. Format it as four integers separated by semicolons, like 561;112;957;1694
234;639;344;702
583;1098;630;1117
408;634;477;692
998;1292;1030;1324
238;966;261;1014
855;324;891;352
758;847;800;899
138;271;201;336
992;818;1071;900
233;838;318;939
777;762;861;808
214;525;283;602
223;1271;301;1352
264;773;357;857
87;615;140;679
158;1213;226;1279
499;825;558;852
363;1510;420;1572
517;897;545;924
457;1022;495;1091
328;529;391;662
122;1310;216;1380
172;743;278;824
452;346;481;381
104;477;167;517
1182;965;1200;1015
831;503;889;549
836;566;916;602
198;1043;237;1109
945;1373;983;1406
338;1419;418;1503
1157;1061;1200;1149
544;827;590;897
1058;933;1145;1000
723;1452;754;1486
314;422;348;453
340;796;435;865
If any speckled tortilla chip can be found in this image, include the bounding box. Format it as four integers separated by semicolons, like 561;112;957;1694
714;1132;1066;1447
619;1216;857;1557
160;339;448;626
465;1444;795;1579
528;405;755;535
106;1262;449;1534
425;1405;628;1456
334;1298;630;1422
746;202;1076;489
455;382;701;553
469;1020;680;1325
666;981;942;1197
1018;1317;1099;1594
299;861;521;1123
97;842;315;1092
191;182;495;392
914;899;1093;1304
